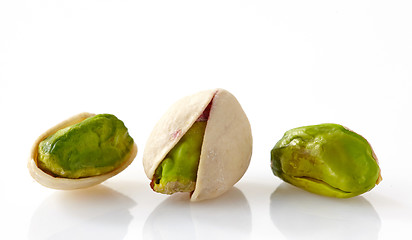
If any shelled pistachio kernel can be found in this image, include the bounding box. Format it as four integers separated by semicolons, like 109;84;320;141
271;123;381;198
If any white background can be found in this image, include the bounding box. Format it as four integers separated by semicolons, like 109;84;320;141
1;0;412;239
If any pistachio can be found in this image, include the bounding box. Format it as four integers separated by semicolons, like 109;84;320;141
151;121;206;194
28;113;137;190
143;88;253;201
271;123;381;198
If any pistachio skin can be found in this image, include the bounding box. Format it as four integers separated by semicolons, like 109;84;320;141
152;121;206;194
37;114;134;178
271;124;381;198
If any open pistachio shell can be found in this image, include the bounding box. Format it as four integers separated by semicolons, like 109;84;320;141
28;112;137;190
271;123;382;198
143;88;253;201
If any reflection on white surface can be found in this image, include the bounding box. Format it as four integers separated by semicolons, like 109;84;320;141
190;188;251;240
29;185;136;240
143;193;196;240
270;183;381;240
144;188;251;240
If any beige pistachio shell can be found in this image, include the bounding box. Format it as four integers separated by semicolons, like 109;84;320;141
28;112;138;190
142;89;253;201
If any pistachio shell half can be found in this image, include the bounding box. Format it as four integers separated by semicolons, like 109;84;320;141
143;88;253;201
28;113;137;190
271;123;382;198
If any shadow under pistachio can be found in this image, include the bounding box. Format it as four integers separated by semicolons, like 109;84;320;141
143;187;251;240
29;185;136;240
270;183;381;240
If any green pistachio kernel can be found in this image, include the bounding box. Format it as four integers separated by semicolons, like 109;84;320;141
271;123;381;198
152;121;207;194
37;114;134;179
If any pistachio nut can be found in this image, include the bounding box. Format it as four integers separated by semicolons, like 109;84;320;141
143;88;253;201
271;123;381;198
28;113;137;190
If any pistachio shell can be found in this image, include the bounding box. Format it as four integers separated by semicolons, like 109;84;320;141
270;123;381;198
143;89;253;201
28;112;137;190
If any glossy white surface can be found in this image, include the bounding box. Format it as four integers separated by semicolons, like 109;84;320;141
1;1;412;239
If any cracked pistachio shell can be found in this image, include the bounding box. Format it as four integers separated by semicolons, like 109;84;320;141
143;89;253;201
271;123;382;198
28;112;137;190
